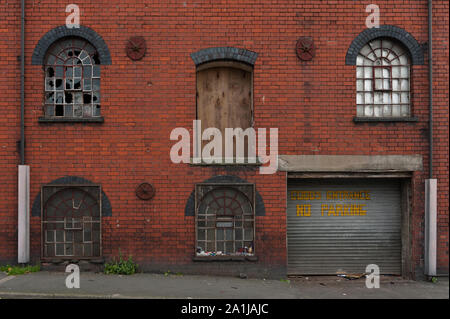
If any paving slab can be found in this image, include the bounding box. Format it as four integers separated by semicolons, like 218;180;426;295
0;271;447;299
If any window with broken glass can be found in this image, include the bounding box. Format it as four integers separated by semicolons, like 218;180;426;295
195;184;255;257
356;38;411;118
43;38;101;119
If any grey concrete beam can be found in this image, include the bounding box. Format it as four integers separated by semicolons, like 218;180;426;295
278;155;423;172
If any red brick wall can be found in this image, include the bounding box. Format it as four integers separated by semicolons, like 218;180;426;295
0;1;448;276
432;0;449;273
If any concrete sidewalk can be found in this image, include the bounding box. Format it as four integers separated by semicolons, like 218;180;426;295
0;271;448;299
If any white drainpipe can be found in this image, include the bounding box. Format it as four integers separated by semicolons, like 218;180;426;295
425;179;437;277
18;165;30;264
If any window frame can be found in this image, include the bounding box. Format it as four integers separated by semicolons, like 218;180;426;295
41;184;102;261
39;37;104;123
353;38;418;123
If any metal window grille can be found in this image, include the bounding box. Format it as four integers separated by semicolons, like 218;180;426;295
41;185;102;259
43;38;101;118
356;38;411;117
195;184;255;256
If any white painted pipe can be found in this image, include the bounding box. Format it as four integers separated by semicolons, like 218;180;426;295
425;178;437;276
18;165;30;264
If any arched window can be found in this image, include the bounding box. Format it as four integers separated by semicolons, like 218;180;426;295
43;37;101;119
356;38;411;118
42;185;101;258
195;184;255;257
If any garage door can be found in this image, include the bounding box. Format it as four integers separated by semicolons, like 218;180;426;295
287;179;402;275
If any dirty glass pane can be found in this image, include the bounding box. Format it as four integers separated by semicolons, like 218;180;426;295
64;105;73;117
235;228;242;241
56;243;64;256
225;242;233;254
374;105;382;117
83;105;92;117
84;244;92;257
65;244;73;256
198;229;205;241
207;230;215;241
383;105;392;117
74;105;83;117
401;105;410;116
46;230;55;243
56;230;64;242
364;105;373;117
356;105;364;116
93;243;100;256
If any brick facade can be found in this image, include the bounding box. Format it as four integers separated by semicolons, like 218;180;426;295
0;1;448;277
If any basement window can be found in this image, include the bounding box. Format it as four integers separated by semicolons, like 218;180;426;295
41;37;103;122
195;183;255;258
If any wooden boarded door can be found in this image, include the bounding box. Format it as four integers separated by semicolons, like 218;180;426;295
196;62;253;160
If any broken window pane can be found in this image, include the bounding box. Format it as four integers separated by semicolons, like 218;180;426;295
46;67;55;77
64;92;73;104
74;78;82;90
55;105;64;116
45;78;55;91
93;105;101;117
83;93;92;104
45;92;54;104
65;79;73;90
73;92;83;104
55;78;64;90
92;91;100;103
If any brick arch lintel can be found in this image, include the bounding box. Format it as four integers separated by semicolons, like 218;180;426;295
31;176;112;217
184;175;265;217
345;25;424;65
31;25;112;65
190;47;258;67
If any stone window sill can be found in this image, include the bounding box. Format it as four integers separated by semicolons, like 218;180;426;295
353;116;418;123
193;255;258;262
190;158;262;166
38;117;104;123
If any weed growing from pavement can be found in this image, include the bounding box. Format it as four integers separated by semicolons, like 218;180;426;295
104;251;138;275
0;264;40;276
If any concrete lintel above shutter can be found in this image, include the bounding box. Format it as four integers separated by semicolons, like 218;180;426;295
278;155;423;172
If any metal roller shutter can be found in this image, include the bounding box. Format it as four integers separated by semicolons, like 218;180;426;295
287;179;402;275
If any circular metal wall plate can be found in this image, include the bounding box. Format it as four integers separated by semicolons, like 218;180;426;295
126;36;147;61
296;36;315;61
136;182;155;200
